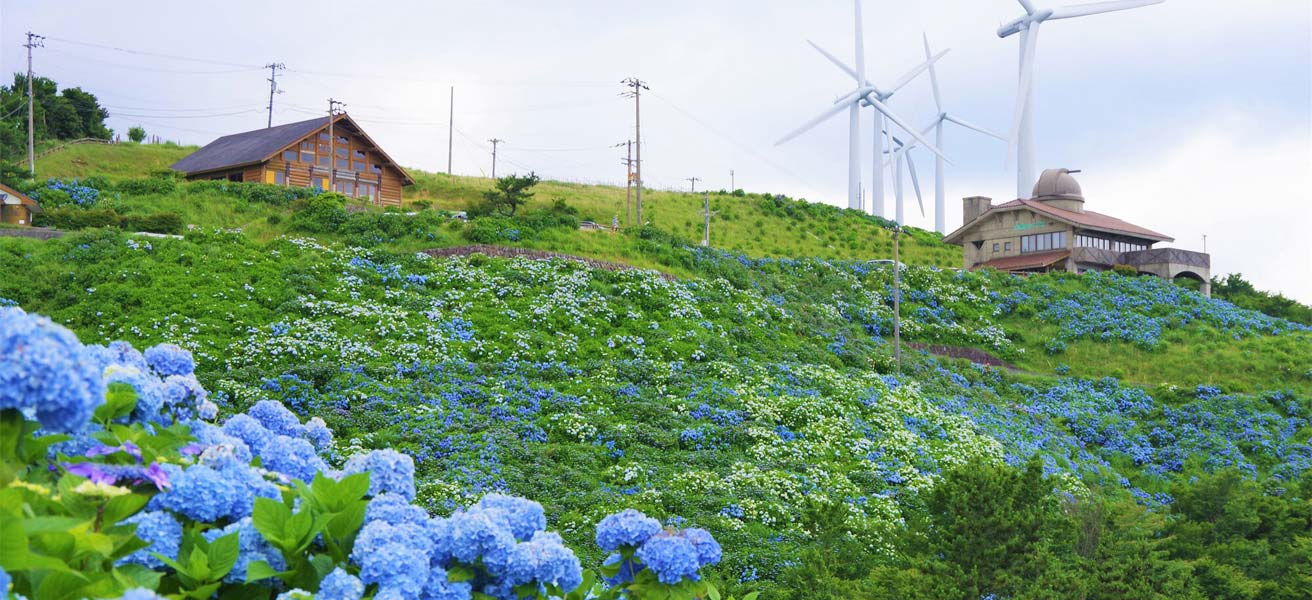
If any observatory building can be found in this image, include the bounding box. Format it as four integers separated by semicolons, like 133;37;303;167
943;168;1212;295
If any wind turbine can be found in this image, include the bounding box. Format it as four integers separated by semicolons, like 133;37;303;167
776;0;950;215
1000;0;1165;199
886;133;926;226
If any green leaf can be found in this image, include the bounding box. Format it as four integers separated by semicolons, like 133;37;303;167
741;592;761;600
101;493;149;526
707;582;721;600
93;382;139;422
113;563;163;591
324;501;366;544
35;570;91;600
336;472;371;503
448;565;477;583
207;531;241;579
252;496;292;549
244;559;284;583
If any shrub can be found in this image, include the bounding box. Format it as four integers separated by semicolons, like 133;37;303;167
128;125;146;142
1111;264;1138;276
117;176;178;196
289;193;348;233
127;212;184;234
35;207;121;229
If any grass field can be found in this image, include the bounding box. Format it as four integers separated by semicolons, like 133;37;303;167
35;143;961;268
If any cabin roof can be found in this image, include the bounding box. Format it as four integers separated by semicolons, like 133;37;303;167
170;114;413;185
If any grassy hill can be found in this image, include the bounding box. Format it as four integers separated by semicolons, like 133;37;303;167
33;143;961;269
8;138;1312;598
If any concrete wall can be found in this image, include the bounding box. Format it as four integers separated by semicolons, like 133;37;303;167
957;207;1073;268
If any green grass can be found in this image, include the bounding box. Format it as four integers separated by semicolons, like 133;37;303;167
35;143;961;268
35;142;195;179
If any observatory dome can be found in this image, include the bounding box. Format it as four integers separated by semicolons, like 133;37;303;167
1031;168;1085;212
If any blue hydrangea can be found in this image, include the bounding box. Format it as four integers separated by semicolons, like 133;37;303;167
319;567;366;600
595;508;661;551
366;493;431;526
351;520;434;596
422;566;472;600
144;343;195;376
601;552;642;586
248;399;304;437
472;493;546;541
204;517;285;583
153;464;242;522
275;590;313;600
521;530;583;591
84;340;148;372
104;365;166;425
190;421;253;462
223;414;273;455
0;566;8;596
682;528;722;566
119;511;182;570
439;508;516;566
343;449;416;500
119;589;167;600
260;434;327;483
636;531;701;584
0;307;105;432
304;416;333;450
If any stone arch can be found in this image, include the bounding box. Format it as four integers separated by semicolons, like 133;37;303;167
1171;270;1210;297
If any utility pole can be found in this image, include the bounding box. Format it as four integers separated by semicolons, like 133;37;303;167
487;138;503;178
327;98;345;191
447;87;454;175
24;32;44;177
701;192;718;247
893;225;903;375
264;62;285;128
1202;234;1208;254
730;169;735;192
622;77;648;225
615;140;634;226
686;176;701;193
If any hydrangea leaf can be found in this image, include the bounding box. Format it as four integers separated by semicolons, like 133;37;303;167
243;560;286;583
94;383;139;422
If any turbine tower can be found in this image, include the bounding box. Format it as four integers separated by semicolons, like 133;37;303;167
895;34;1006;233
1000;0;1165;199
776;0;948;214
886;134;926;226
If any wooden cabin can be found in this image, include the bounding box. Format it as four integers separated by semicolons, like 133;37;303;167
0;182;42;227
171;114;413;206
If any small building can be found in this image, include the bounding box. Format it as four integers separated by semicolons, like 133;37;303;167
943;168;1211;295
0;182;42;227
171;114;413;206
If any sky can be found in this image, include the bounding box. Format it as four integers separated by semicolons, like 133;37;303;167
2;0;1309;301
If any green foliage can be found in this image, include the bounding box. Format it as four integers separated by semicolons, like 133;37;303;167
480;171;541;216
128;126;146;143
0;75;111;160
1213;273;1312;325
288;193;348;233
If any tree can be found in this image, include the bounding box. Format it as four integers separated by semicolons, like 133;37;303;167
59;87;111;139
482;172;540;217
128;126;146;143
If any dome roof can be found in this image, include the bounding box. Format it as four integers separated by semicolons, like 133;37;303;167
1032;168;1083;201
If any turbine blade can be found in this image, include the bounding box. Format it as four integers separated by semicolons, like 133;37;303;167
1050;0;1164;20
1007;22;1041;168
775;95;860;145
854;0;866;83
808;40;860;82
923;32;943;114
1018;0;1037;13
944;114;1007;141
890;49;950;94
906;150;925;217
869;95;952;164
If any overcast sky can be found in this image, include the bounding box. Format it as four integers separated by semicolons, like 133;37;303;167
3;1;1309;301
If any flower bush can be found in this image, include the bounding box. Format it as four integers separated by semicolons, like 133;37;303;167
0;307;732;600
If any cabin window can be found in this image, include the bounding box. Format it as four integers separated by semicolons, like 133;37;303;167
318;156;329;166
282;150;297;162
353;150;365;159
353;161;366;171
300;141;314;150
992;243;1000;253
318;144;329;153
337;158;349;170
336;147;348;158
1004;242;1012;251
319;133;330;141
370;164;382;174
274;171;286;185
300;151;314;163
337;136;349;144
227;172;242;183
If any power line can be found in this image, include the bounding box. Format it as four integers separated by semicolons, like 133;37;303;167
43;36;263;69
109;108;265;119
42;48;263;74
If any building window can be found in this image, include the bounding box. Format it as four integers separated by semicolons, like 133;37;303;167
1004;241;1012;251
319;133;330;142
992;242;1000;253
336;158;349;170
300;151;314;163
1020;231;1066;254
282;150;297;162
274;171;285;185
353;150;366;159
353;161;366;171
300;141;313;150
318;156;329;166
370;164;382;174
337;135;349;144
336;147;348;158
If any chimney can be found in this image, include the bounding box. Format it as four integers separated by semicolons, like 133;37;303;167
963;196;992;224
